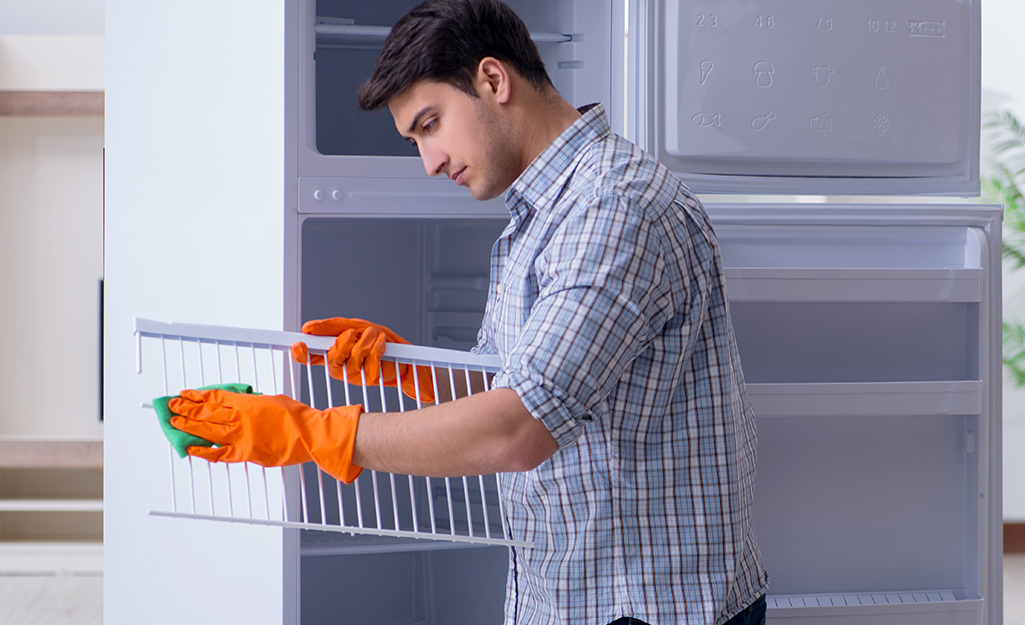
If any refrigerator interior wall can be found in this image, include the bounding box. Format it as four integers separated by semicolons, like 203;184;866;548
301;217;508;350
299;215;511;623
301;545;508;625
298;0;615;180
292;203;998;623
631;0;981;195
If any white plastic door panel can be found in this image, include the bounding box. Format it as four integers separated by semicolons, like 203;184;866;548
632;0;981;195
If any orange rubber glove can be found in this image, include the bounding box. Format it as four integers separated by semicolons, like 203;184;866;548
167;388;363;483
291;317;435;403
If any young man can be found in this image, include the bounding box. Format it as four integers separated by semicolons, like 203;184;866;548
357;2;768;623
172;0;767;622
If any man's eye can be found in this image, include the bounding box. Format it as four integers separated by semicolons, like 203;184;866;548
423;119;436;133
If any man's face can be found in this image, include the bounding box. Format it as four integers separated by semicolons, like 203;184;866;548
388;79;520;201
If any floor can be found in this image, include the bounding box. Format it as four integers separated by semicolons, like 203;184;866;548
3;558;1025;624
0;574;102;624
1008;554;1025;625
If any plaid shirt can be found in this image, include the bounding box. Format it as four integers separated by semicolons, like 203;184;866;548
474;104;767;625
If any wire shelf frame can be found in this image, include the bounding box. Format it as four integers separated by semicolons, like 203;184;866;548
134;318;528;549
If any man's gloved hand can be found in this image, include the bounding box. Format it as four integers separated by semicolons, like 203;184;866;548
153;383;255;459
290;317;435;402
168;388;363;483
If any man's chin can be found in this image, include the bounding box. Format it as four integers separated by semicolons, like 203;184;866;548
470;183;511;202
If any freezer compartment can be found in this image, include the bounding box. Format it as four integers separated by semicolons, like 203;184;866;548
756;413;983;620
301;217;508;351
641;0;980;194
301;0;613;171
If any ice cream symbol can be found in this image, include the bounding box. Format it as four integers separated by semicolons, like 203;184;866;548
752;111;776;131
692;112;722;127
700;60;714;85
875;67;889;90
753;61;774;88
811;64;834;86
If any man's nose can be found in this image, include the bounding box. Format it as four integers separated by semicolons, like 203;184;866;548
418;143;447;177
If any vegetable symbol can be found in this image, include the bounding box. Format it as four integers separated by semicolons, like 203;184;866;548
811;64;834;86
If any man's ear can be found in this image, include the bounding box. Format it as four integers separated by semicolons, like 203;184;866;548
476;57;512;105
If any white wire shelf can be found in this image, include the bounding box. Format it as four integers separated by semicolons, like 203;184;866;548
314;21;576;45
134;317;527;550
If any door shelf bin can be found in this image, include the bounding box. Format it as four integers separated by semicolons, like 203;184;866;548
725;267;983;302
747;381;983;417
767;590;983;625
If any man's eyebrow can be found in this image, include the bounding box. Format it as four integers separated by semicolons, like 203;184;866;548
406;106;433;136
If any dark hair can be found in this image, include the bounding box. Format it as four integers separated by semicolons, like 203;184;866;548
356;0;552;110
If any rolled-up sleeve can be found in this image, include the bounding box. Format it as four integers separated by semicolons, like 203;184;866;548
490;195;677;448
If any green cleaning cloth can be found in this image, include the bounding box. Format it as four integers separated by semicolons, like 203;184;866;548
153;383;256;458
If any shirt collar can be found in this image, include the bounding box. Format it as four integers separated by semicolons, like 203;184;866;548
506;103;609;218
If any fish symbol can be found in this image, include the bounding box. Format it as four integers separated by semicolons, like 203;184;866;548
692;112;722;127
752;111;776;131
700;60;714;85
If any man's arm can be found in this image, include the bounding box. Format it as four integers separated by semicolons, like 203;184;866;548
352;388;558;477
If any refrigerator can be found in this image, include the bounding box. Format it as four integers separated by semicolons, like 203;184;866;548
104;0;999;624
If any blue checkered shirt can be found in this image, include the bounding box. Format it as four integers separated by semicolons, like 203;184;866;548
474;104;767;625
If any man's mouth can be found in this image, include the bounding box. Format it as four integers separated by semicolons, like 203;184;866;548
451;167;466;186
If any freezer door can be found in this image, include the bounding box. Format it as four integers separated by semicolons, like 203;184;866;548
632;0;981;195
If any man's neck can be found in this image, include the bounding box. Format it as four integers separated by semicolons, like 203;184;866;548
515;90;583;172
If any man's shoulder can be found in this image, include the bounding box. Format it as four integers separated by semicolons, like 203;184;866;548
571;133;694;213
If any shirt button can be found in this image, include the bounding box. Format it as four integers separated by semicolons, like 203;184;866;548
496;283;503;295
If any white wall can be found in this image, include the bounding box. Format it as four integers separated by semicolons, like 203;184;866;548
0;35;105;439
0;1;104;35
983;0;1025;522
0;115;104;438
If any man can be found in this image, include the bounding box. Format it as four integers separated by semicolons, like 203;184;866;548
172;0;767;622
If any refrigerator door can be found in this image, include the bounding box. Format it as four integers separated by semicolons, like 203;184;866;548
631;0;981;195
707;203;1001;625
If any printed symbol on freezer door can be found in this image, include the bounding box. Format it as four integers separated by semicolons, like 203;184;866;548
874;113;890;136
692;112;722;127
909;21;945;37
699;60;714;85
752;112;776;131
810;114;833;131
753;61;774;87
875;67;890;90
811;64;834;87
